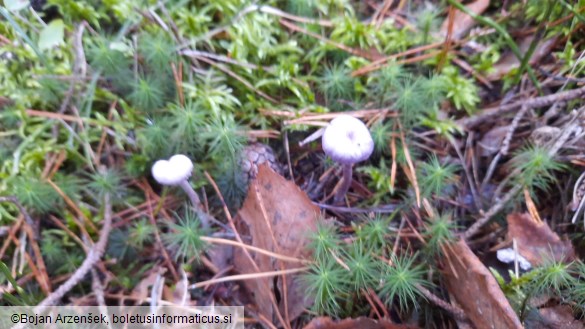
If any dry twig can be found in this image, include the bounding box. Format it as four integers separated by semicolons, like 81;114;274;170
464;108;583;239
481;105;530;189
457;85;585;129
35;193;113;308
417;284;468;322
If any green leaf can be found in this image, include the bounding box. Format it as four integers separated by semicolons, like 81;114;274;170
38;19;65;51
5;0;29;11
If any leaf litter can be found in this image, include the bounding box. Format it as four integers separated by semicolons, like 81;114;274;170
443;239;523;329
439;0;490;39
5;0;585;327
506;212;575;266
233;164;320;324
302;316;419;329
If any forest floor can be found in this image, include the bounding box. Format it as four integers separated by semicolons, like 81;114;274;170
1;0;585;328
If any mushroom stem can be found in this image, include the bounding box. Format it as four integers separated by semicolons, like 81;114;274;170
179;180;201;206
178;180;210;229
334;163;353;204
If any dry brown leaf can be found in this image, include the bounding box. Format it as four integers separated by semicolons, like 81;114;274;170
530;126;562;148
207;243;234;273
507;213;575;266
130;266;166;304
488;36;557;80
527;305;585;329
302;317;419;329
478;125;510;157
233;164;320;324
443;239;522;329
439;0;490;39
163;267;191;305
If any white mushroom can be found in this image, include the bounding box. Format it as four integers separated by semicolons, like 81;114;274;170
151;154;194;186
496;248;532;271
322;115;374;203
152;154;210;229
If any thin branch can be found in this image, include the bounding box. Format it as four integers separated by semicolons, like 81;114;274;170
313;202;398;213
201;237;310;264
35;193;113;308
91;268;107;307
464;108;583;240
189;267;309;289
448;135;482;211
417;284;468;322
457;85;585;129
481;105;529;189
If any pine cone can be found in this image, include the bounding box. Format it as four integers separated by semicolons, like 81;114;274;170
239;142;284;182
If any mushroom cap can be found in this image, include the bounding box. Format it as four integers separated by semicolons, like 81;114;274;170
322;115;374;164
151;154;194;185
496;248;532;271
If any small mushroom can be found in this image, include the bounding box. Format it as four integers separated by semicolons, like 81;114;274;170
152;154;194;186
322;115;374;203
152;154;210;229
496;248;532;271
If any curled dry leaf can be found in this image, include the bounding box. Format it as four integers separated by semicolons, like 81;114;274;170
163;267;191;305
302;316;419;329
530;126;562;148
443;239;522;329
488;36;557;80
439;0;490;39
233;164;320;324
207;243;234;273
527;305;585;329
130;266;166;305
506;213;575;266
478;125;511;157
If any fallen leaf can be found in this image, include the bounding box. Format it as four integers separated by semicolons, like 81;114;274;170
443;239;523;329
302;317;418;329
207;239;234;273
233;164;320;324
130;266;166;305
439;0;490;39
478;125;510;157
488;36;557;80
163;267;191;305
526;305;585;329
530;126;561;148
507;213;575;266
